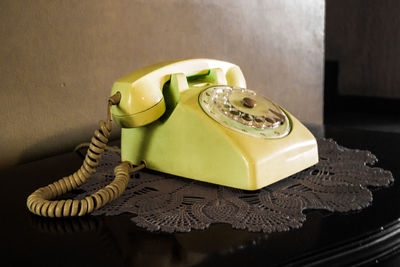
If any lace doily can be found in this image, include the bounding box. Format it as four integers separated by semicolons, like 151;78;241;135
77;139;393;233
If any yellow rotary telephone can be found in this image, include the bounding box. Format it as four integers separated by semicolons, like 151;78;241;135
27;59;318;217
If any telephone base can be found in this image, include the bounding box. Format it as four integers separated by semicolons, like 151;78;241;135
120;86;318;190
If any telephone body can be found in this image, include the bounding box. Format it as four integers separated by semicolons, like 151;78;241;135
111;59;318;190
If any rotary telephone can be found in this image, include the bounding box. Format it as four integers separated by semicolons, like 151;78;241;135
27;59;318;217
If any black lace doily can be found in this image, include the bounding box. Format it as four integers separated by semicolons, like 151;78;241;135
77;139;393;233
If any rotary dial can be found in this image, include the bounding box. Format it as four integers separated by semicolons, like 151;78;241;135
199;86;291;138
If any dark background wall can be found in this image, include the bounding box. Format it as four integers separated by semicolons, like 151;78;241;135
326;0;400;99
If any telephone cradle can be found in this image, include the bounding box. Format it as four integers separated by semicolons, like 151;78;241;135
27;58;318;217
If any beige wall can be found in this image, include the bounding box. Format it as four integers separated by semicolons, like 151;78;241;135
0;0;325;169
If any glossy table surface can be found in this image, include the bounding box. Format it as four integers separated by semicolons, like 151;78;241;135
1;125;400;267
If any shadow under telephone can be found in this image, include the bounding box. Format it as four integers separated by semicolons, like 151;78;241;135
27;59;318;218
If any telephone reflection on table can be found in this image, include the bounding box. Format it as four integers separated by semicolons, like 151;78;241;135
27;59;318;218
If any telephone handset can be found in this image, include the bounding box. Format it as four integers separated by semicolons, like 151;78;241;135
27;59;318;217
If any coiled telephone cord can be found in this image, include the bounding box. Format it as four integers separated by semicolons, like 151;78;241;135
27;92;145;217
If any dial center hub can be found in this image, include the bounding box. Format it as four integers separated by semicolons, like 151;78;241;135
242;97;257;108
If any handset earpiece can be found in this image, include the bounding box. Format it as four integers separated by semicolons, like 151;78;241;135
111;78;167;128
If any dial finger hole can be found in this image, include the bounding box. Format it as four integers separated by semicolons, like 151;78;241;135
230;110;240;116
254;116;264;123
223;104;231;109
264;117;275;124
242;114;253;121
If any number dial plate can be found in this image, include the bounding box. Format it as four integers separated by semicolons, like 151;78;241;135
199;86;291;138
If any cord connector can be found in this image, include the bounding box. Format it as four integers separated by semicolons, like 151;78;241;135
109;91;121;105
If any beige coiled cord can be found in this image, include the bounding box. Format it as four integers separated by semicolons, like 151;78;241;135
27;92;145;217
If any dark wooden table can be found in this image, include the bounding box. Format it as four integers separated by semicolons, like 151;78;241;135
1;125;400;266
